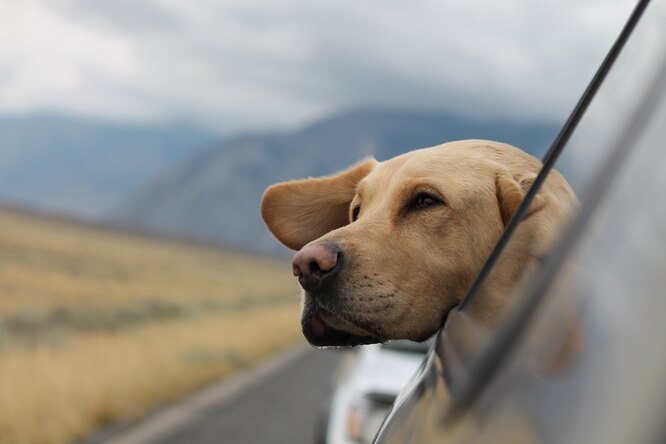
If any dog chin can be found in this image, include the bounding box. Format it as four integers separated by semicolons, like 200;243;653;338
301;305;379;347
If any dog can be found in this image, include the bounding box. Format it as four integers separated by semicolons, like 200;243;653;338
261;140;577;347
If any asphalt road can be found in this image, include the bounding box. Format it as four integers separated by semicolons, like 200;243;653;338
97;344;342;444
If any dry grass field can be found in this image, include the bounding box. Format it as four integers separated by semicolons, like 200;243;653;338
0;208;302;444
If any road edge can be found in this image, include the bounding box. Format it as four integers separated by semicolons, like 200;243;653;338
95;341;310;444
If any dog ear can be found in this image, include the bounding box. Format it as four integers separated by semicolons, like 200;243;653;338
261;158;377;250
495;171;545;226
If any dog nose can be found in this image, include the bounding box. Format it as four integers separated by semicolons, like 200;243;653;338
292;241;341;291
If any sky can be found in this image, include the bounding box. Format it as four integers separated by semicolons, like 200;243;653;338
0;0;636;134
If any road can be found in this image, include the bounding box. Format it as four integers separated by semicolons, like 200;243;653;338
95;343;342;444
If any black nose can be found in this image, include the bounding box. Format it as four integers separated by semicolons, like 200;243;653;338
292;241;342;292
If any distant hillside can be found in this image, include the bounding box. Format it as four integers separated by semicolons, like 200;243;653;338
0;114;214;217
113;109;559;254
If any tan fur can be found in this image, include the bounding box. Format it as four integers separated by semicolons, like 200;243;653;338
261;140;577;342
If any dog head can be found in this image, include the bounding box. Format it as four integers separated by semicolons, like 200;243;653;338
261;140;576;346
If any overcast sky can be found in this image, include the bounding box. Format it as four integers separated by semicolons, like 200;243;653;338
0;0;636;134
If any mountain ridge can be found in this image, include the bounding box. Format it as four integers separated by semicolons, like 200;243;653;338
0;113;214;217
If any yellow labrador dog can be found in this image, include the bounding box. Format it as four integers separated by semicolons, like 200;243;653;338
261;140;576;346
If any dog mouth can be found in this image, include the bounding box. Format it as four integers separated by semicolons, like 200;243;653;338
302;305;379;347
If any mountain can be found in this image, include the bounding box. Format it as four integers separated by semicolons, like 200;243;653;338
0;114;214;217
113;109;559;254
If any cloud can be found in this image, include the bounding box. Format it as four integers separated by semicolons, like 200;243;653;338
0;0;636;133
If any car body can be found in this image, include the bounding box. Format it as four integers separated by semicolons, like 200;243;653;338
374;0;666;443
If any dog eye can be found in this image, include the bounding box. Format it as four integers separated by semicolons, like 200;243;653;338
351;205;361;221
409;193;443;211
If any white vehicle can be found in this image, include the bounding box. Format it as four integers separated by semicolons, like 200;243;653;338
320;341;430;444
